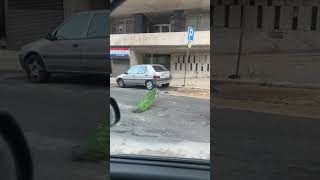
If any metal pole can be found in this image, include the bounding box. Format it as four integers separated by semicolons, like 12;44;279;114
183;43;190;86
235;0;246;78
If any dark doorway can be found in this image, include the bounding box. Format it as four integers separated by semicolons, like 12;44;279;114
0;0;6;42
144;54;171;70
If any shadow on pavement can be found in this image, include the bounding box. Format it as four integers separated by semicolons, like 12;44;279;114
50;74;108;87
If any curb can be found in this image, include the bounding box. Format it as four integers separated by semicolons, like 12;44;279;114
169;86;210;90
212;79;320;90
110;80;210;90
110;83;210;91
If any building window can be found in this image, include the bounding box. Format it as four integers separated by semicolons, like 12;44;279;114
193;56;196;63
185;14;210;31
207;64;210;72
151;24;171;33
190;63;193;70
182;56;185;63
249;0;255;6
311;6;318;31
175;63;177;70
257;6;263;29
224;5;230;28
292;6;299;30
201;64;204;71
111;19;135;34
195;63;198;71
267;0;272;6
274;6;281;30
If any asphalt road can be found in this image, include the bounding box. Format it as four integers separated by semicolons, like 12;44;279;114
0;71;107;180
110;86;210;159
214;107;320;180
3;70;320;179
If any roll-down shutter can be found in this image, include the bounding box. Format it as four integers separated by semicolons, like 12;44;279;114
7;0;64;50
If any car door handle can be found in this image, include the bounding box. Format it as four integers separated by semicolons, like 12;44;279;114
72;44;79;48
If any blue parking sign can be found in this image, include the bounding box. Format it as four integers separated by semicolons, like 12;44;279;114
187;27;195;42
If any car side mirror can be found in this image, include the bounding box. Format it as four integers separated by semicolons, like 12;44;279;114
124;72;128;74
110;98;120;127
46;32;55;41
0;112;33;180
55;36;64;41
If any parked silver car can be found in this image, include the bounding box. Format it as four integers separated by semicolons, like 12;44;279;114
18;10;110;83
116;64;172;90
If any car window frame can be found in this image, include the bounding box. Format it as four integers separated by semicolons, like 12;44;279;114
137;65;147;74
152;65;167;72
127;65;139;74
53;13;93;41
86;12;109;39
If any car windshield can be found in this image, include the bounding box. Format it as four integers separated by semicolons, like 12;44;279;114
111;0;210;160
152;65;168;72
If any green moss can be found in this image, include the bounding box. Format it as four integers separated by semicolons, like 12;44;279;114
78;121;109;161
133;89;159;113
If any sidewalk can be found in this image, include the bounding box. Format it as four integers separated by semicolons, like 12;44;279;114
110;77;210;99
110;77;210;89
214;83;320;119
0;50;22;72
170;78;210;90
213;78;320;89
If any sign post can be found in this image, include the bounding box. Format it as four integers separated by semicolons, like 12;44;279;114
184;27;195;86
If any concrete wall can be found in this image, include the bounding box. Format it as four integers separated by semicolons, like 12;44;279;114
171;52;210;78
213;2;320;53
214;53;320;85
213;1;320;85
111;0;210;16
129;49;143;66
111;31;210;47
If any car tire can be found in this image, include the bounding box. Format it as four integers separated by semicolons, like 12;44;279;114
145;80;154;90
25;55;49;83
117;79;126;88
162;83;170;87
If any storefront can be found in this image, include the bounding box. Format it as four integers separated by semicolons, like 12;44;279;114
111;48;130;76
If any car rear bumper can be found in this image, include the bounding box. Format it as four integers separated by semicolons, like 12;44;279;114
156;78;172;86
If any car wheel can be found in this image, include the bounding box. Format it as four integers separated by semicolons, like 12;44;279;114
145;80;154;90
117;79;126;88
25;55;49;83
162;83;170;87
